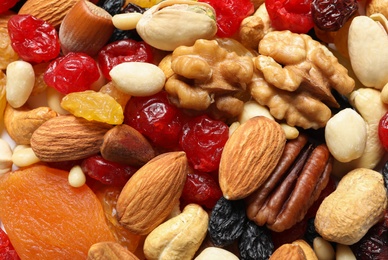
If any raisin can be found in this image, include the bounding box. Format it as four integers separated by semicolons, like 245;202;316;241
81;155;138;187
381;161;388;192
265;0;314;33
98;39;153;80
208;196;247;247
379;112;388;151
7;14;60;63
180;169;222;210
99;0;124;16
239;220;274;260
351;211;388;259
199;0;254;37
304;218;320;246
311;0;358;31
0;228;20;260
44;52;100;94
179;115;229;173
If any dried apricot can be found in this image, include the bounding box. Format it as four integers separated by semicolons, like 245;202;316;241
0;165;115;259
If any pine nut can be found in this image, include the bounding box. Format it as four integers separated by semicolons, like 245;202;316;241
68;165;86;188
313;237;335;260
12;145;40;167
336;244;356;260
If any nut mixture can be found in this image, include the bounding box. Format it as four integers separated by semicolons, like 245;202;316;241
0;0;388;259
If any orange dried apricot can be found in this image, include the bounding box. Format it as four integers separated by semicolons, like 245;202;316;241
0;165;115;259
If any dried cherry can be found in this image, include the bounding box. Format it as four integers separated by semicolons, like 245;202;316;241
98;39;153;80
0;228;20;260
271;219;308;249
208;196;247;247
124;91;188;150
180;169;222;210
378;112;388;151
7;14;60;63
311;0;358;31
199;0;254;37
265;0;314;33
0;0;19;14
81;155;137;187
44;52;100;94
179;115;228;173
239;221;274;260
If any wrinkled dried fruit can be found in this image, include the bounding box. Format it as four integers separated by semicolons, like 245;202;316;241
208;196;247;247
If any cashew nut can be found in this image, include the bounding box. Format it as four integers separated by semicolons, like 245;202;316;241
194;247;239;260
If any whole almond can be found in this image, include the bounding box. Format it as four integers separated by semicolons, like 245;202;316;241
18;0;79;29
116;151;188;235
219;116;286;200
30;115;113;162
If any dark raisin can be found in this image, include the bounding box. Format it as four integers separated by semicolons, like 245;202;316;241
383;161;388;190
208;196;247;247
304;218;320;246
99;0;124;16
122;2;147;13
311;0;358;31
239;221;274;260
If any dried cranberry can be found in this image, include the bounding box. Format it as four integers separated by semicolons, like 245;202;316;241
98;39;154;80
44;52;100;94
124;91;188;150
199;0;254;37
271;219;308;249
378;112;388;151
81;155;137;187
265;0;314;33
179;115;229;172
0;0;19;13
0;228;20;260
351;210;388;259
180;169;222;209
311;0;358;31
7;14;60;63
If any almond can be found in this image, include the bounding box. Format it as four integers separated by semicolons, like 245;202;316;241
269;243;307;260
116;151;188;235
219;116;286;200
30;115;113;162
18;0;79;29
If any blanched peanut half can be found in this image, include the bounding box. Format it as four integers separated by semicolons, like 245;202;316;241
12;144;40;168
194;247;239;260
313;237;335;260
0;138;13;176
112;12;143;30
325;108;367;162
109;62;166;96
6;61;35;108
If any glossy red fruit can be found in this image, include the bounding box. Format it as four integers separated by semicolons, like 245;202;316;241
271;219;308;249
199;0;254;37
81;155;138;187
180;169;223;209
379;112;388;151
44;52;100;94
0;228;20;260
7;14;60;63
0;0;19;13
265;0;314;33
179;115;229;173
98;39;153;80
124;91;188;150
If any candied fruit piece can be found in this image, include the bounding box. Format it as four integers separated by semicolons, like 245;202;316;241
0;228;20;260
61;90;124;124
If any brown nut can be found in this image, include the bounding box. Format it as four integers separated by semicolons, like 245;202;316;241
246;134;333;232
87;241;139;260
101;124;156;167
269;243;306;260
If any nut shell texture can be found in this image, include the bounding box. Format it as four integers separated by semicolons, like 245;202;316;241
219;116;286;200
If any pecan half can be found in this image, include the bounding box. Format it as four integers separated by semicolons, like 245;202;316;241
246;134;333;232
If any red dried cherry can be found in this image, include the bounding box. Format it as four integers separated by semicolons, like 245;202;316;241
265;0;314;33
0;0;19;14
0;228;20;260
44;52;100;94
124;91;188;150
180;169;223;209
7;14;60;63
81;155;137;187
179;115;229;173
378;112;388;151
199;0;254;37
271;219;308;249
98;39;154;80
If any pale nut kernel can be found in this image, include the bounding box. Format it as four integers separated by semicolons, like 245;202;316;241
144;204;208;260
112;12;143;30
109;62;166;97
194;247;239;260
6;60;35;108
0;138;13;176
313;237;335;260
68;165;86;188
325;108;367;162
12;145;40;168
136;0;217;51
315;168;387;245
336;244;356;260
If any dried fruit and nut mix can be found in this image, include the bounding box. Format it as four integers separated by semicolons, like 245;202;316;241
0;0;388;259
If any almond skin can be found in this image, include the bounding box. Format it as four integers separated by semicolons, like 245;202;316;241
30;115;113;162
219;116;286;200
116;151;188;235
